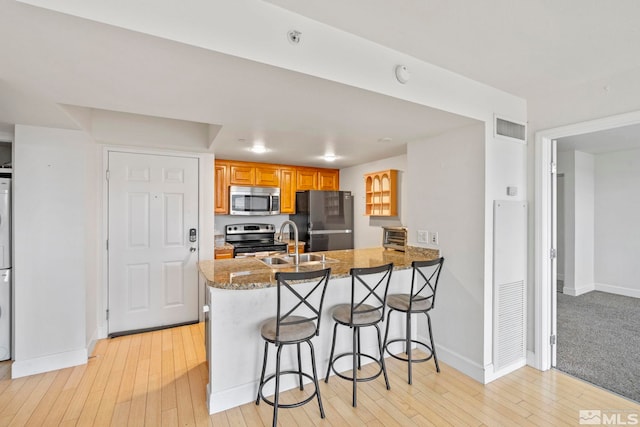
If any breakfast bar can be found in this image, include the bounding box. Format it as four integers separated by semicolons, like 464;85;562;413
199;246;439;414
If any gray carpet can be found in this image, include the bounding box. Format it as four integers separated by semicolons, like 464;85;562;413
557;291;640;403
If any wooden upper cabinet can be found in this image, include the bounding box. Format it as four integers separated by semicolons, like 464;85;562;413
214;161;229;214
296;168;318;191
318;169;339;191
280;167;296;214
255;166;280;187
229;163;255;185
215;159;341;215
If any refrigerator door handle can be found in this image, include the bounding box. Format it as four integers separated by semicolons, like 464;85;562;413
308;229;353;235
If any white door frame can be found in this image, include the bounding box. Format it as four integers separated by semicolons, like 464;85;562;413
99;145;215;339
533;110;640;371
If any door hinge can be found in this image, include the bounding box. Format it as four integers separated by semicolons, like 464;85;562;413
106;239;109;250
550;335;557;345
106;170;110;181
106;309;109;321
550;161;557;174
550;248;557;259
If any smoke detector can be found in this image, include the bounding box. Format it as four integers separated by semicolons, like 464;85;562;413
395;65;410;84
287;30;302;45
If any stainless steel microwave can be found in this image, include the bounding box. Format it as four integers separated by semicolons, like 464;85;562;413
229;186;280;215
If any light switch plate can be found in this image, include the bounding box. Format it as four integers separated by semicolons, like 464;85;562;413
417;230;429;243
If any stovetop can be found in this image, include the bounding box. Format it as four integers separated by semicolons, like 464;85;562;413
225;223;288;255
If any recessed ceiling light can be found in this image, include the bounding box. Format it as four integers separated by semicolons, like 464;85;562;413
323;154;337;162
249;145;268;154
378;137;393;143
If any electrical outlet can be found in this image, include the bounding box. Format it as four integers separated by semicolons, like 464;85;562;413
417;230;429;243
429;231;439;245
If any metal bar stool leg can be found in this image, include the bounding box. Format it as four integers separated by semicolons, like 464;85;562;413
352;326;358;407
357;327;362;369
375;324;390;390
427;312;440;373
273;345;284;427
325;322;339;382
297;343;304;390
383;309;394;355
407;311;413;385
308;340;325;418
256;341;269;405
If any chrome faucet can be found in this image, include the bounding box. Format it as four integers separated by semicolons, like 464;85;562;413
279;220;299;265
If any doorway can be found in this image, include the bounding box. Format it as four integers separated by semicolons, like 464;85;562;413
534;110;640;371
107;151;200;336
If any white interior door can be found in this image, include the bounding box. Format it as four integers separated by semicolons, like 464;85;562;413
108;152;199;335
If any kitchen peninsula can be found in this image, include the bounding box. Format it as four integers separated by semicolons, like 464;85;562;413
199;246;439;414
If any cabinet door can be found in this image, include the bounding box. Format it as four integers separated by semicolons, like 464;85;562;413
229;163;255;185
280;167;296;213
214;161;229;214
296;168;318;190
255;166;280;187
214;248;233;259
318;169;339;190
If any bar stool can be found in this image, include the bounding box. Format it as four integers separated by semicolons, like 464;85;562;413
324;263;393;407
255;268;332;427
384;257;444;384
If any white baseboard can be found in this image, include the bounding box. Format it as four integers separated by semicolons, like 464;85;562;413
484;359;527;383
526;350;538;369
594;283;640;299
417;333;485;383
208;380;257;414
12;348;88;379
563;283;595;296
86;329;98;358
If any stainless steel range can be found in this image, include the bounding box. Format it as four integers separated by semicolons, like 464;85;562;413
225;223;288;258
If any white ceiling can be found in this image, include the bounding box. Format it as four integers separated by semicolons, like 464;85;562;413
2;1;640;165
558;123;640;154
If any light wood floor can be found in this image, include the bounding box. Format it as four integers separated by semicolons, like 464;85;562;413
1;323;639;426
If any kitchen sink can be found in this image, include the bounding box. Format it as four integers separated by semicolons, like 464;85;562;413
259;257;292;266
257;253;338;268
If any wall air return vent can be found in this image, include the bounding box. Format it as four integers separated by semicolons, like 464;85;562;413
494;115;527;144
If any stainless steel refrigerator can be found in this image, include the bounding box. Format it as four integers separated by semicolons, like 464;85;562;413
0;178;10;361
290;190;354;252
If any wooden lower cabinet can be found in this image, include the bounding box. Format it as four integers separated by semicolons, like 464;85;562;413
214;247;234;259
288;242;305;254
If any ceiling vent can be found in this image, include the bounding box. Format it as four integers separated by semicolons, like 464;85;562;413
494;115;526;144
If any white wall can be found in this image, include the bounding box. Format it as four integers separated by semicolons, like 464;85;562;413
407;124;486;380
12;124;98;377
340;154;406;249
594;148;640;297
557;151;595;296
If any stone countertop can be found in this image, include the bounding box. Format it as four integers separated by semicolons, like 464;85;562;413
199;246;440;290
214;242;234;250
